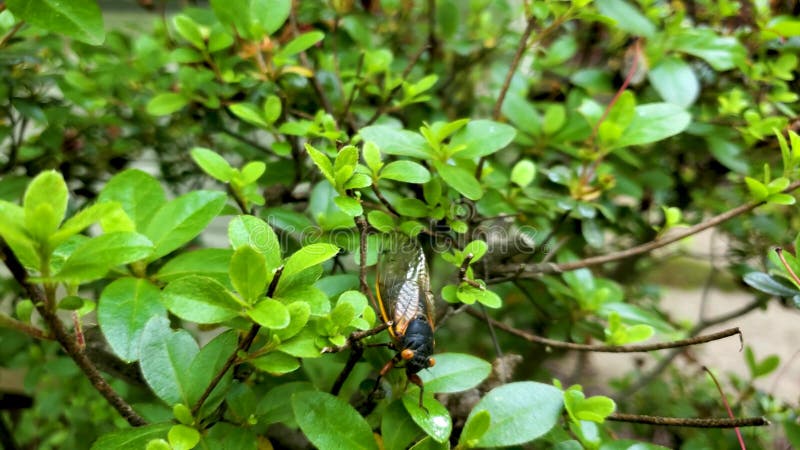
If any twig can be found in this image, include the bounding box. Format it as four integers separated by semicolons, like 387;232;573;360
607;413;768;428
371;183;400;217
355;216;379;310
775;247;800;286
190;266;284;416
363;43;428;126
330;343;364;395
467;307;742;352
0;240;147;427
288;6;334;116
0;20;23;48
498;180;800;276
0;311;52;340
340;52;364;131
704;366;747;450
458;253;483;289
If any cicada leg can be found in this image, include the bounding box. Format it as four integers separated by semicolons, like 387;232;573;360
407;373;428;414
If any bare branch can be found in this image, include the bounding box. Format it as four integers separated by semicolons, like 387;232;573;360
607;413;769;428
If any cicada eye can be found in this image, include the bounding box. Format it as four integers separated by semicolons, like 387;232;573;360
427;357;435;368
401;349;415;360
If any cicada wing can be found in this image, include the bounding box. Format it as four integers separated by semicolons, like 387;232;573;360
376;236;430;336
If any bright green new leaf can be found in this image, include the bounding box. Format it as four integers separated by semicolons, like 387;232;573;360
23;170;68;242
172;15;204;49
263;95;282;124
7;0;105;45
139;316;199;405
449;120;517;159
362;141;383;173
247;298;290;329
291;391;379;450
459;410;490;448
274;301;312;340
230;246;268;304
434;162;483;200
154;248;233;285
367;210;394;232
98;278;167;362
563;389;616;423
168;425;200;450
147;93;188;116
143;190;227;261
744;177;769;201
229;102;270;128
228;215;282;270
334;196;363;217
281;243;340;280
277;31;325;59
49;202;119;248
162;275;243;323
240;161;266;184
419;353;492;393
510;160;536;188
462;240;488;263
465;381;563;447
306;144;335;185
191;147;234;182
54;232;154;282
380;161;431;184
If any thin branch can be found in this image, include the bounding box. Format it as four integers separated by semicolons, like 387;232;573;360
498;180;800;277
371;183;400;217
190;265;284;416
467;307;742;352
704;366;746;450
363;43;428;126
355;216;379;310
491;16;537;121
459;253;483;289
340;52;364;130
0;311;52;340
288;5;334;116
0;20;23;48
775;247;800;286
0;241;147;427
607;413;768;428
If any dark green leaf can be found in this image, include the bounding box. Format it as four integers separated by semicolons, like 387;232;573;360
154;249;233;285
229;103;269;128
139;317;199;405
277;31;325;58
291;391;379;450
743;272;800;297
450;120;517;159
99;169;166;231
252;351;300;375
419;353;491;393
434;162;483;200
465;381;563;447
186;330;238;414
381;400;421;450
7;0;105;45
612;103;691;148
230;246;268;304
162;275;243;323
98;278;167;362
228;215;282;270
144;190;227;261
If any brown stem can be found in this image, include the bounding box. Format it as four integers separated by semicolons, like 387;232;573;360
190;265;284;416
371;183;400;217
775;247;800;286
0;21;23;48
607;413;768;428
0;241;147;427
467;308;742;352
340;52;364;132
363;43;428;126
703;366;746;449
499;180;800;277
0;311;52;340
355;216;379;311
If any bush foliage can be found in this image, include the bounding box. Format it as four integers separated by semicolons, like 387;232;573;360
2;0;800;449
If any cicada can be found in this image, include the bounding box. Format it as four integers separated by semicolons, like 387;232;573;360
374;237;435;407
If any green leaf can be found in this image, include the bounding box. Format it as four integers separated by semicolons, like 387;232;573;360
230;246;268;304
465;381;563;447
144;190;227;261
306;144;336;185
450;120;517;159
162;275;243;323
280;243;340;281
191;147;234;182
240;161;267;184
252;0;291;36
247;298;290;329
419;353;491;393
380;161;431;184
744;177;769;201
359;126;432;159
291;391;379;450
185;331;238;414
542;104;566;135
99;169;166;231
462;240;488;263
90;423;172;450
229;102;269;128
459;410;490;448
146;93;188;116
743;272;800;297
7;0;105;45
168;425;200;450
228;215;282;270
54;232;154;282
154;249;233;285
139;317;199;405
768;193;796;205
595;0;656;38
648;57;699;108
98;278;167;362
362;141;384;173
274;301;312;340
564;389;616;423
434;162;483;200
612;103;691;149
367;210;395;232
401;393;452;443
334;196;363;217
49;202;119;248
252;351;300;375
277;31;325;58
263;95;282;124
510;160;536;188
673;29;745;71
23;170;68;242
381;400;421;450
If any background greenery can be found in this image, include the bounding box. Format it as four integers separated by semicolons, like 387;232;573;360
1;0;800;449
